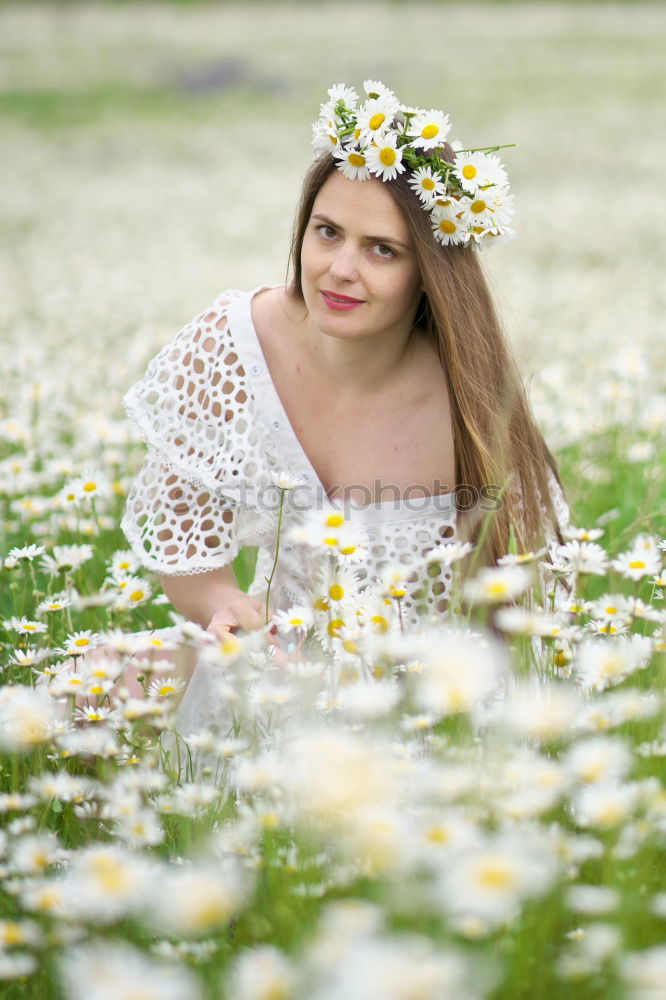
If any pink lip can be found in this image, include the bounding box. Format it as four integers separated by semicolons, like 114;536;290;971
321;289;365;311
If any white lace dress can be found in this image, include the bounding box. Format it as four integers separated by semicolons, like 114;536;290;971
121;284;470;622
121;284;569;740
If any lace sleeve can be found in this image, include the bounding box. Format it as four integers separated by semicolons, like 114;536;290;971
120;290;274;575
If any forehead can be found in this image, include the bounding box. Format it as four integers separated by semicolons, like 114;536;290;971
311;169;410;242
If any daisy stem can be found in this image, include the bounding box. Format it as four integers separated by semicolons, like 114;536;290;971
454;143;516;154
264;488;286;625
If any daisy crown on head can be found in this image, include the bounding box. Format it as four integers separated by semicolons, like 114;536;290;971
311;80;516;248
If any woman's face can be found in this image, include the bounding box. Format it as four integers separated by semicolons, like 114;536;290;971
300;169;423;344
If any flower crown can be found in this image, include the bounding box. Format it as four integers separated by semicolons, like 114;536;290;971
312;80;516;248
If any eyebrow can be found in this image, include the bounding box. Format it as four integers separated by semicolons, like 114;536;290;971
311;213;411;250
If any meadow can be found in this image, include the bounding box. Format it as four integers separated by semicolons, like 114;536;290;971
1;2;665;997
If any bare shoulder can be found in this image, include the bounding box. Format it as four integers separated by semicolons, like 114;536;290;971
251;285;304;349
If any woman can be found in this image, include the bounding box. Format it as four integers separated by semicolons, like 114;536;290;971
121;81;567;659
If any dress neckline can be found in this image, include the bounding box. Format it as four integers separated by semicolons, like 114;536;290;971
226;284;456;523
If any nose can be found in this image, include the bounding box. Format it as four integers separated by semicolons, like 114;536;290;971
329;244;360;283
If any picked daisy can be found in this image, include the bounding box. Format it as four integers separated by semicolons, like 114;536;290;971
430;200;469;246
356;96;397;143
408;166;446;206
365;133;406;182
335;145;371;181
453;151;508;193
407;108;451;150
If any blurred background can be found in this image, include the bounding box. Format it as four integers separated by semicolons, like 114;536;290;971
1;1;665;519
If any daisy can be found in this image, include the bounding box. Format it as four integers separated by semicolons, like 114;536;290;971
551;540;608;576
464;565;531;604
36;592;71;615
453;151;508;193
407;108;451;150
61;630;99;656
147;676;186;698
363;79;399;104
227;945;296;1000
425;540;474;565
366;133;405;181
273;605;314;634
407;166;446;206
563;525;604;542
108;549;140;575
321;82;358;117
268;468;305;491
430;201;469;246
312;117;341;153
335;145;371;181
611;547;661;581
5;617;47;636
318;564;361;605
356;97;398;144
5;543;45;563
40;544;94;573
586;593;633;622
74;704;115;724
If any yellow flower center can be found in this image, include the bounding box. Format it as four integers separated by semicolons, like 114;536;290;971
329;584;345;601
87;712;103;722
83;481;96;492
421;124;439;139
471;199;487;214
159;685;175;696
74;638;90;647
462;164;477;179
369;112;386;131
24;624;37;631
325;514;344;528
313;597;329;612
339;666;360;685
379;147;396;166
327;619;345;637
129;590;145;602
2;923;25;945
289;617;304;627
390;587;407;599
422;177;435;190
370;615;389;633
328;134;338;146
478;862;515;890
486;582;508;597
348;153;366;167
439;219;456;234
354;127;361;141
629;560;646;569
338;544;356;555
342;639;358;654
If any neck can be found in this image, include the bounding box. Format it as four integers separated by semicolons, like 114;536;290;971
288;291;421;393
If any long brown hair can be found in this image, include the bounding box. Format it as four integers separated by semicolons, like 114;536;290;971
287;152;565;565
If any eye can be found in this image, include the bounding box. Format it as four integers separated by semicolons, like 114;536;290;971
373;243;396;259
317;224;337;240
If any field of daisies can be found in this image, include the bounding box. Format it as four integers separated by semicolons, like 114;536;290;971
1;2;665;998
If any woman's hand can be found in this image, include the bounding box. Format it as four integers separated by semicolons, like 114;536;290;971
207;594;274;638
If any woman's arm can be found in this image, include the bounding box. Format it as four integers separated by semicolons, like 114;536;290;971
159;565;267;634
